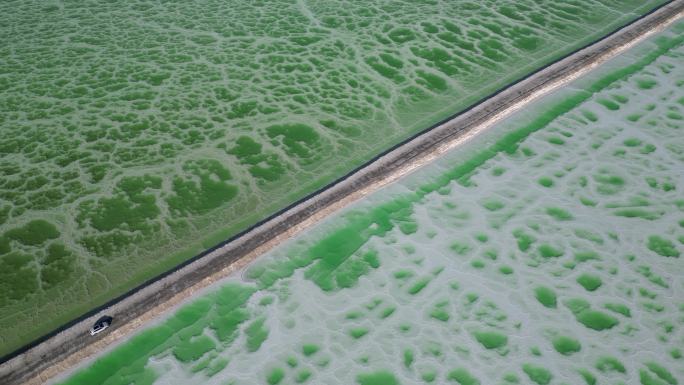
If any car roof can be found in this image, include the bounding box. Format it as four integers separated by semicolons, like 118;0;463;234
95;315;113;323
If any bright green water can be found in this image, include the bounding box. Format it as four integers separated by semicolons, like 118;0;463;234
0;0;671;354
55;21;684;385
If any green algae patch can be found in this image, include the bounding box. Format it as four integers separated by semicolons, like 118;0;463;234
640;369;669;385
380;306;396;319
398;220;419;235
473;331;508;349
552;336;581;355
576;310;619;331
604;303;631;317
614;208;662;220
210;287;254;343
451;241;472;255
430;308;450;322
573;229;603;244
578;369;597;385
295;369;312;383
564;299;618;331
5;219;59;245
58;294;220;385
357;371;400;385
266;367;285;385
245;318;269;352
546;207;573;221
40;243;76;289
522;364;553;385
421;369;437;383
302;344;319;356
575;251;601;262
502;373;519;383
481;198;505;211
173;334;215;363
534;286;557;308
403;349;414;369
643;362;677;385
266;123;321;161
289;200;416;292
0;236;10;255
350;327;369;339
0;252;39;304
595;356;626;374
167;160;238;216
548;136;566;145
393;269;414;280
636;77;658;89
593;172;625;195
208;358;230;377
597;99;620;110
447;368;480;385
576;274;602;291
538;244;564;259
513;229;535;252
408;276;432;295
623;138;642;147
647;236;680;257
538;177;554;188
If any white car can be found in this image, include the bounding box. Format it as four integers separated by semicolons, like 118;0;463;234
90;315;113;336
